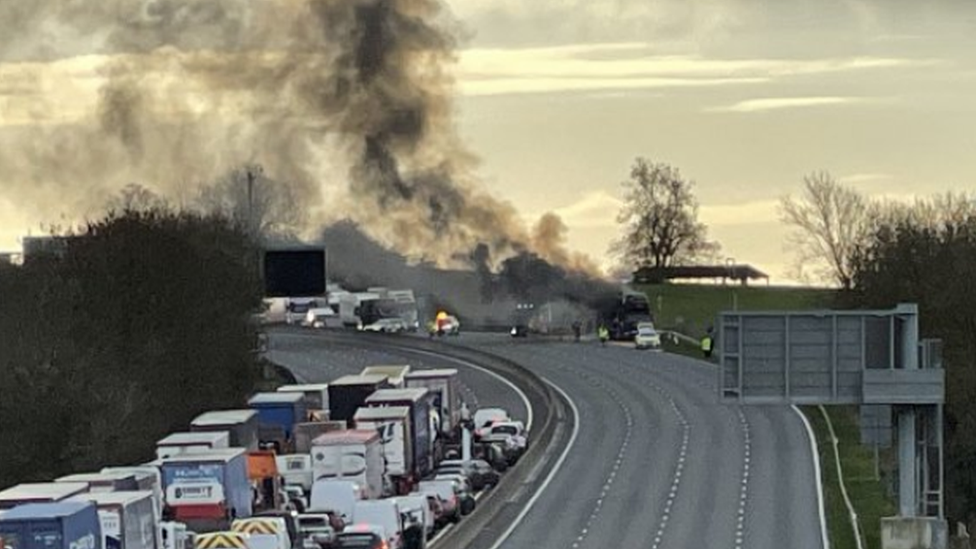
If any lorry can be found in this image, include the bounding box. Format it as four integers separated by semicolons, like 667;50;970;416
359;366;410;389
364;389;435;477
275;385;329;418
156;433;230;460
190;411;260;452
0;483;91;511
352;407;414;495
274;455;313;492
247;393;308;450
404;369;462;435
56;473;140;494
158;449;252;531
327;375;391;427
292;422;346;454
0;502;102;549
309;431;384;500
245;452;284;513
68;491;156;549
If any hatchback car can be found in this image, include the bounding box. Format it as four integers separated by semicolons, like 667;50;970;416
634;324;662;350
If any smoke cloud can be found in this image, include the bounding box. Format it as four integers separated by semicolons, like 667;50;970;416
0;0;595;273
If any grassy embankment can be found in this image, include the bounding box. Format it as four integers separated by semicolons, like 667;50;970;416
637;282;896;547
635;282;837;357
803;406;898;549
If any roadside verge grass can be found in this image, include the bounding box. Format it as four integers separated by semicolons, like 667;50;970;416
803;406;897;549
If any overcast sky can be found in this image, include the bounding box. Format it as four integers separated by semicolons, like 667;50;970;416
2;0;975;283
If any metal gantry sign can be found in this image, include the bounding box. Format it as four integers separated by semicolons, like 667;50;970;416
718;303;946;522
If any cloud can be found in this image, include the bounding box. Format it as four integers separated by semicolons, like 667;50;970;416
708;96;874;113
700;199;780;226
456;43;937;96
841;172;892;183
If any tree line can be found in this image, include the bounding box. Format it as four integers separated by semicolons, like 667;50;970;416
0;204;264;489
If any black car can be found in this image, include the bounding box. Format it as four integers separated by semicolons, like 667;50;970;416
510;324;529;337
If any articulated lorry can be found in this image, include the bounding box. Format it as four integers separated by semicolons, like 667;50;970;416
309;430;384;500
364;389;435;478
56;473;140;494
353;406;415;495
155;433;230;460
327;375;391;427
158;449;251;531
247;393;307;452
275;385;329;419
68;492;156;549
404;369;462;436
190;411;260;452
359;366;410;389
0;483;90;511
0;501;102;549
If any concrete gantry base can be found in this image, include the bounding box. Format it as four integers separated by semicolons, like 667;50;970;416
882;517;949;549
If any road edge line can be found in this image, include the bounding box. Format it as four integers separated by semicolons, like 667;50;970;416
793;404;831;549
486;377;580;549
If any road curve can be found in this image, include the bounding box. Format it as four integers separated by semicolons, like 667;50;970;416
264;328;823;548
453;334;824;549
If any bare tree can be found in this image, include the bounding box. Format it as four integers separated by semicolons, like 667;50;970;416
107;183;169;213
611;158;718;269
779;171;870;289
196;165;306;240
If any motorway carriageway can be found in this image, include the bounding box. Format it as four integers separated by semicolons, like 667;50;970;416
268;330;825;549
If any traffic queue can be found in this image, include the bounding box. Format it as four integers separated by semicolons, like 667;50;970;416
0;365;529;549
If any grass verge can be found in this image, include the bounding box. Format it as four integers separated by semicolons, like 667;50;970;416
636;283;838;338
803;406;897;549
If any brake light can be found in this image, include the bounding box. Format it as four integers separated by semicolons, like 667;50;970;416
379;541;388;549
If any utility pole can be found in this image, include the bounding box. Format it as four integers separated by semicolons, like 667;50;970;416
246;168;255;236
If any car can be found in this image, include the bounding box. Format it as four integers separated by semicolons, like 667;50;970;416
435;459;500;490
472;407;510;437
430;475;476;516
361;318;408;333
303;307;337;329
510;324;529;337
635;323;662;350
485;421;528;453
416;480;460;525
332;525;387;549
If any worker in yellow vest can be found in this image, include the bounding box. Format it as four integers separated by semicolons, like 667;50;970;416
701;331;714;358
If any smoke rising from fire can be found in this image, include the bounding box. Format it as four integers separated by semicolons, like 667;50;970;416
0;0;597;275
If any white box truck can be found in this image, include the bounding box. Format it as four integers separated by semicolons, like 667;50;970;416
404;369;461;435
156;432;230;460
353;407;414;495
309;431;384;500
68;491;157;549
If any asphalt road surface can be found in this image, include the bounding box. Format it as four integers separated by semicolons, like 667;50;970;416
265;330;531;430
455;333;825;549
267;329;824;549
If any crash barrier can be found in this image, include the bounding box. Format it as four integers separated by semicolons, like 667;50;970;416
270;329;567;549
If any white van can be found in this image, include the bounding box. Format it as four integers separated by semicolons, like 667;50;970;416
309;480;367;524
392;494;433;540
352;500;403;549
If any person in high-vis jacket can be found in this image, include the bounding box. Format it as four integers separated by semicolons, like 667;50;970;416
701;332;714;358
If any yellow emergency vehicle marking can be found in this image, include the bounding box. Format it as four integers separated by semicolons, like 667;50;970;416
231;519;279;535
195;532;249;549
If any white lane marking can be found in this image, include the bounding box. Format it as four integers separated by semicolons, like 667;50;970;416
399;348;535;433
486;377;580;549
793;405;831;549
734;408;752;549
429;523;453;545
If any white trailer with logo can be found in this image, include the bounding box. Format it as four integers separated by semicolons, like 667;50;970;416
353;406;413;495
404;369;461;434
69;491;157;549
